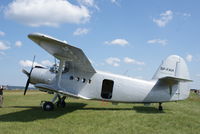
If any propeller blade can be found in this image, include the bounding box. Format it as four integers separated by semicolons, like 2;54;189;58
23;55;36;95
22;69;30;77
24;78;30;95
31;55;36;69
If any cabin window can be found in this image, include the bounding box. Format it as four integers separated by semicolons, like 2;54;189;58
101;79;114;99
69;76;74;80
63;66;69;73
82;78;86;83
88;79;91;84
76;77;80;81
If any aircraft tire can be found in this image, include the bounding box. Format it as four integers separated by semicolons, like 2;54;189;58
42;101;54;111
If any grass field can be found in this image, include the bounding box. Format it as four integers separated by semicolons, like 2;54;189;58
0;90;199;134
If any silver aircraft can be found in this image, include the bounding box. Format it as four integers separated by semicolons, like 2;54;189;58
22;33;192;111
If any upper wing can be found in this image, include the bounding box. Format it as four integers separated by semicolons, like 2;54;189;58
28;33;96;73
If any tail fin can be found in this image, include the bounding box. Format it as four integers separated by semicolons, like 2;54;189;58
152;55;191;81
152;55;192;101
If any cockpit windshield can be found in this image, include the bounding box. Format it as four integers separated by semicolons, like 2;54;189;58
49;64;59;73
49;63;70;73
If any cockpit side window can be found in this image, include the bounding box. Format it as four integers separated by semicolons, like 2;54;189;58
76;77;80;81
82;78;86;83
63;63;69;73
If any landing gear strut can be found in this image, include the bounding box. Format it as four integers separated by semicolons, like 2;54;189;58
56;96;66;108
41;93;66;111
158;102;163;111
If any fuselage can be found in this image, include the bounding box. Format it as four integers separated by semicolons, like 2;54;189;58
30;67;190;103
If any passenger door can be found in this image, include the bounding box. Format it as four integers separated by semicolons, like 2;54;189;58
101;79;114;99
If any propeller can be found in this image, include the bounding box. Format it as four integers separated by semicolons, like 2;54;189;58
22;56;35;95
54;58;57;66
22;69;29;76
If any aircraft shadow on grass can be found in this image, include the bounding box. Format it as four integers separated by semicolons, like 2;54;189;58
81;106;165;114
0;103;164;122
0;102;87;122
132;106;165;113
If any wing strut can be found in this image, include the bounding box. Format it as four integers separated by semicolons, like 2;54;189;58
55;59;66;88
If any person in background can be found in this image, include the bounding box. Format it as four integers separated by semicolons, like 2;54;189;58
0;85;4;107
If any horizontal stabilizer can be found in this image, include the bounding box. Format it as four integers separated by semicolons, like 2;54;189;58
159;76;193;84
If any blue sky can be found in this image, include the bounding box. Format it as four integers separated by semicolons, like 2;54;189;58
0;0;199;88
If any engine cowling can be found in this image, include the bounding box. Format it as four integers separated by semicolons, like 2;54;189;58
30;67;56;85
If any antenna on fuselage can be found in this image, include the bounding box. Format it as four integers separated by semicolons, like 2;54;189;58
123;69;131;77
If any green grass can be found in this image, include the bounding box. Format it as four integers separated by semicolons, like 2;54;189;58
0;90;200;134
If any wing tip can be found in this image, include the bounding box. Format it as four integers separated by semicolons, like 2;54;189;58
28;33;47;40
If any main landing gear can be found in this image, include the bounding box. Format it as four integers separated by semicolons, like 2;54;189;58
158;102;163;111
56;95;66;108
41;93;66;111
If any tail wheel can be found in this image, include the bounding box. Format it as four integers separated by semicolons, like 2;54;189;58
158;102;163;111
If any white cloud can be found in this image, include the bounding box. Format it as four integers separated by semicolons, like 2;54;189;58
41;60;54;66
147;39;168;46
110;0;120;6
111;0;117;3
186;54;192;62
0;31;5;36
175;12;191;18
124;57;135;63
73;28;89;35
19;59;54;67
153;10;173;27
111;0;117;4
0;41;10;50
4;0;91;27
19;60;43;67
105;57;120;67
124;57;145;65
15;40;22;47
182;13;191;17
77;0;96;7
105;39;129;46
